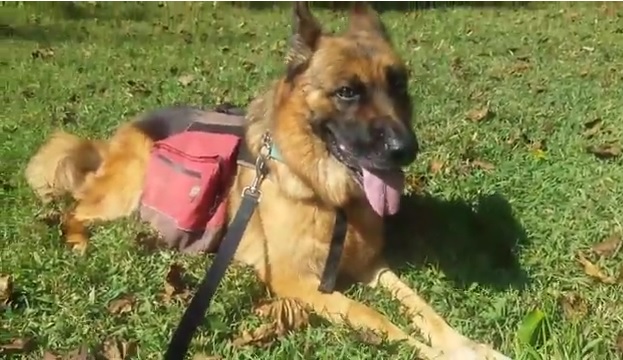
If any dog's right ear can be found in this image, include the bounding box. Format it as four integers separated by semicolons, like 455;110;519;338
285;2;323;82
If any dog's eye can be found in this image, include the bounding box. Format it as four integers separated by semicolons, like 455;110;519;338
335;86;360;102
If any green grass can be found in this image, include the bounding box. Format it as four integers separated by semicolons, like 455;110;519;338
1;2;623;359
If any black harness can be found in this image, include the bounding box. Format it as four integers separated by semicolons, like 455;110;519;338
163;105;348;360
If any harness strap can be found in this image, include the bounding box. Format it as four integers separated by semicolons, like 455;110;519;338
164;189;261;360
318;208;348;293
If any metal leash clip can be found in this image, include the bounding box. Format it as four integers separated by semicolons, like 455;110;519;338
241;132;271;200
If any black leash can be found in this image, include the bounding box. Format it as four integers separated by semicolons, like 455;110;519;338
164;129;349;359
164;188;261;360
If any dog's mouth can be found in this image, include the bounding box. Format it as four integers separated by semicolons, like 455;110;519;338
322;126;405;217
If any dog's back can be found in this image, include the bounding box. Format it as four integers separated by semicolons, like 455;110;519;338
25;131;107;203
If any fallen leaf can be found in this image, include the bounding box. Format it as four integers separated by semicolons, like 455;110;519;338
428;159;445;174
451;56;464;77
558;292;588;320
528;139;547;151
35;209;62;227
177;74;195;86
192;354;223;360
107;294;136;315
65;345;89;360
0;337;33;353
134;231;163;253
582;118;603;138
404;173;427;193
586;143;621;159
162;263;190;302
576;252;616;284
232;322;280;348
125;80;151;98
616;330;623;356
43;351;59;360
354;328;385;346
31;47;55;60
0;274;13;306
591;233;622;258
466;106;492;122
509;60;531;75
99;338;136;360
471;159;495;171
233;298;309;348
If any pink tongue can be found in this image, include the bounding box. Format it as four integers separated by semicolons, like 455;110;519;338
362;168;405;217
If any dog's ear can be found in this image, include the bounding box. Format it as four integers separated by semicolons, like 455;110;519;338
347;2;388;39
285;2;323;81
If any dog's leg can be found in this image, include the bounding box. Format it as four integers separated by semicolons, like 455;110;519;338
361;264;512;360
270;274;443;359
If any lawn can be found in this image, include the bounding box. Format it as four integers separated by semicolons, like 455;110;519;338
1;2;622;359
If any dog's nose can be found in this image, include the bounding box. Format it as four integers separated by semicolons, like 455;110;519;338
386;131;418;166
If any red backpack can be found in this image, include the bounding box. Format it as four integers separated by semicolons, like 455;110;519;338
138;107;253;253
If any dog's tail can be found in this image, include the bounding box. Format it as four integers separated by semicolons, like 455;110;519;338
25;131;108;203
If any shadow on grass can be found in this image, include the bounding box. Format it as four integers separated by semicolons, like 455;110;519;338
384;192;530;291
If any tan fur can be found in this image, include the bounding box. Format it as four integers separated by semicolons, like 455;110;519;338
24;3;511;359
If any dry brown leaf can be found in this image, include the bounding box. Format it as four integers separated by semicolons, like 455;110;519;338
43;351;59;360
107;294;136;315
616;330;623;356
254;298;310;330
576;252;616;284
161;263;190;302
528;139;547;151
428;159;445;175
404;173;427;193
192;354;223;360
509;60;531;75
35;209;63;226
591;233;622;258
466;106;492;122
0;274;13;306
134;231;163;253
31;47;55;60
582;118;603;138
451;56;464;77
0;337;33;353
100;338;136;360
558;292;588;320
233;298;310;348
355;328;385;346
65;345;89;360
177;74;195;86
471;159;495;171
232;323;280;348
586;143;621;159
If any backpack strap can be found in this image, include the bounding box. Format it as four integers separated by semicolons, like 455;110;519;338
184;105;255;167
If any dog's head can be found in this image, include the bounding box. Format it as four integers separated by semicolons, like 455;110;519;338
271;2;418;216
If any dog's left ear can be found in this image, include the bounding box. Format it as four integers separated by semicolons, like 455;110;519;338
347;2;389;40
285;2;323;80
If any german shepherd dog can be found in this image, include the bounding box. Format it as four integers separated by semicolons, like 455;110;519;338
25;2;511;359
